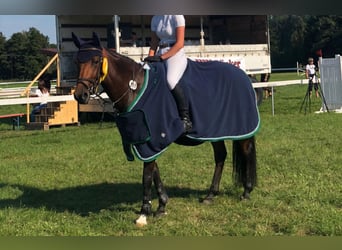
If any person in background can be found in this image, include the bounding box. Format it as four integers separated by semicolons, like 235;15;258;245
306;57;319;98
261;73;272;98
144;15;192;133
30;74;51;122
131;32;143;47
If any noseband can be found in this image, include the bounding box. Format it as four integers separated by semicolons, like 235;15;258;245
77;78;99;95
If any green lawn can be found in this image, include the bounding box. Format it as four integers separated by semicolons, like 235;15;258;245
0;73;341;235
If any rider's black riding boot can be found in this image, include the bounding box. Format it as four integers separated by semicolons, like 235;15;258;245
171;84;193;133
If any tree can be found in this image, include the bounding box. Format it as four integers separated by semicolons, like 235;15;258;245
3;28;50;80
305;15;342;58
5;32;27;79
270;15;342;68
270;15;307;68
24;28;50;79
0;32;10;79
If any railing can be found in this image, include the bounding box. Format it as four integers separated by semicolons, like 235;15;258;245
0;53;64;123
0;85;57;98
271;62;306;76
1;58;311;118
3;80;308;117
0;95;75;106
253;79;310;116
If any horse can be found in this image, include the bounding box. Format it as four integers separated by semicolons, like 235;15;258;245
72;32;259;227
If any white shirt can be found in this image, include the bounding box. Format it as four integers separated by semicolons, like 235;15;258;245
306;64;316;75
151;15;185;45
150;15;187;89
33;88;50;105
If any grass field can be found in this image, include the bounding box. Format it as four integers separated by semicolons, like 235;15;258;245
0;73;341;236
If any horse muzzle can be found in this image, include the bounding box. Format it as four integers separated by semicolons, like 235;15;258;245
74;84;90;104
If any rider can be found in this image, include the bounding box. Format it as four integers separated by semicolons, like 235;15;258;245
144;15;192;133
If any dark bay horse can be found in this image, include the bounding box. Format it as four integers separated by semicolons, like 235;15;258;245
72;32;258;227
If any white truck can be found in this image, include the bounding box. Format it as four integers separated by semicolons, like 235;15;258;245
56;15;271;107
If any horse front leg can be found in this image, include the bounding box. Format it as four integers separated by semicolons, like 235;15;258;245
135;160;168;227
202;141;227;204
153;162;169;216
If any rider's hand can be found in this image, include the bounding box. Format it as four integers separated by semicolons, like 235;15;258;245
144;55;163;62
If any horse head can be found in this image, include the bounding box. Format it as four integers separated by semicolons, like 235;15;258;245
72;32;107;104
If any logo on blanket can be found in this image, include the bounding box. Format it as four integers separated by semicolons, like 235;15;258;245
189;57;245;71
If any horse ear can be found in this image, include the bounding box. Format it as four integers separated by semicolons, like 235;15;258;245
72;32;81;49
92;32;101;47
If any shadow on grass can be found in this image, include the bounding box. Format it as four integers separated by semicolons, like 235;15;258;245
0;182;212;216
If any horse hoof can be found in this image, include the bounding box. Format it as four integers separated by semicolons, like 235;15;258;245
200;196;214;205
154;211;168;218
135;214;147;227
240;193;250;201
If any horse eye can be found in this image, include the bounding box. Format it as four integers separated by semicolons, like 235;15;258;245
92;59;100;65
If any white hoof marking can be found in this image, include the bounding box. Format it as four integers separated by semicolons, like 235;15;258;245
135;214;147;227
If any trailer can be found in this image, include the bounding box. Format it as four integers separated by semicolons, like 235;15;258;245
56;15;271;110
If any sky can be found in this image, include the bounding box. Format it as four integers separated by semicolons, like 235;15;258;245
0;15;56;44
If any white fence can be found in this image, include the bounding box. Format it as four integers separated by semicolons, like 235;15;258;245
0;95;75;106
0;81;72;106
320;55;342;111
0;86;57;99
253;79;309;116
1;79;309;116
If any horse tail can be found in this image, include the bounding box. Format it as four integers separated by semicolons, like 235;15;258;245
232;137;257;191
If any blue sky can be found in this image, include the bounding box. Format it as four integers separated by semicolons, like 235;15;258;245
0;15;56;43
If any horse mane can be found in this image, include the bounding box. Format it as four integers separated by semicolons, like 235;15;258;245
105;48;140;65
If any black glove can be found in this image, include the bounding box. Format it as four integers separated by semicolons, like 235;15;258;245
144;55;163;62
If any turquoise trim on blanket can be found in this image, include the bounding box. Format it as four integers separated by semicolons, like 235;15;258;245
116;61;261;163
131;116;260;162
126;68;149;112
129;72;171;162
186;108;261;142
120;68;164;162
132;118;260;162
132;145;169;162
185;92;261;142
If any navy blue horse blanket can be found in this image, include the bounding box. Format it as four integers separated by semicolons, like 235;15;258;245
115;59;260;162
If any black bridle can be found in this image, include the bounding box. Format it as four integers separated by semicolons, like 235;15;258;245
76;47;147;112
76;47;104;96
